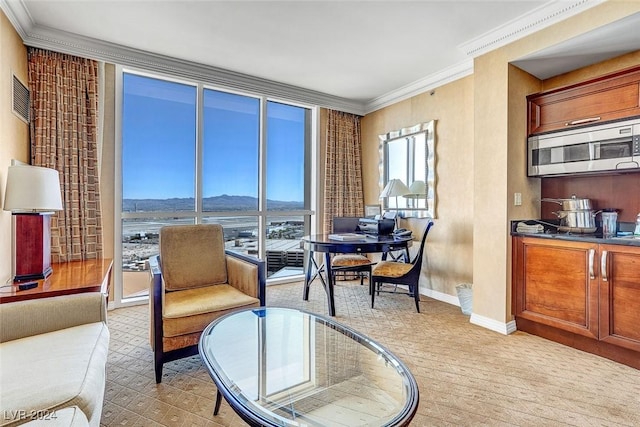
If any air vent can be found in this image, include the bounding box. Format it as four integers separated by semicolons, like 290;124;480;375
12;74;30;123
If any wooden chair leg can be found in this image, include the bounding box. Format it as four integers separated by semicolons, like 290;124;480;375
154;351;163;384
413;285;420;313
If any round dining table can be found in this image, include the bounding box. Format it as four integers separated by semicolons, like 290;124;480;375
300;233;413;316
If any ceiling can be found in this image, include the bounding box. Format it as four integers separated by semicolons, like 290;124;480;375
3;0;639;114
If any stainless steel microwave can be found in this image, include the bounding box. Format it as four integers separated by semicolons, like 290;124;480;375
528;118;640;177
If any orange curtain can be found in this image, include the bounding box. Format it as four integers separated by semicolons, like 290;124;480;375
28;48;102;262
323;110;364;234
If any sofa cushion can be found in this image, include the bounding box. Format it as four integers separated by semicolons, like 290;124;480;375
163;284;260;337
160;224;228;291
0;323;109;427
20;406;89;427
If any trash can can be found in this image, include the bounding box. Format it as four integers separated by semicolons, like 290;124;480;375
456;283;473;315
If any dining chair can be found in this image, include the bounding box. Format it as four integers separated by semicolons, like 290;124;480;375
331;216;373;286
370;220;434;312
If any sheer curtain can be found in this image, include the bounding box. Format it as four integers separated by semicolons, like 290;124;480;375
28;48;103;262
323;110;364;234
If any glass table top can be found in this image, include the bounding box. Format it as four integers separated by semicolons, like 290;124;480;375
199;307;418;427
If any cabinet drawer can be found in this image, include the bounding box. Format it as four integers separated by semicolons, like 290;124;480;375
527;65;640;136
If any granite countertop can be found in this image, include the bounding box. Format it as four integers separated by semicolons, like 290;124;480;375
510;220;640;247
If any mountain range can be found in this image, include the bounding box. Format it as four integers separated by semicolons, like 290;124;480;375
123;194;303;212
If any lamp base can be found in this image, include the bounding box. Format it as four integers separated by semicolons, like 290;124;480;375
13;213;54;282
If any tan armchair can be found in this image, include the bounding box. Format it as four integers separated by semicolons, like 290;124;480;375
149;224;265;383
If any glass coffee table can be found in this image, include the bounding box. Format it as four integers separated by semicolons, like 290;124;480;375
199;307;419;426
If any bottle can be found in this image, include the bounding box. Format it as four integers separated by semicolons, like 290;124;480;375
635;213;640;236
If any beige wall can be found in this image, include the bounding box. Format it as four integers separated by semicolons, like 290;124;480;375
0;10;28;284
361;76;475;298
472;1;640;326
362;1;640;329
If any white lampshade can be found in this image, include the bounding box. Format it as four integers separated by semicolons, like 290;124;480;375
380;179;410;198
3;163;63;213
404;180;426;199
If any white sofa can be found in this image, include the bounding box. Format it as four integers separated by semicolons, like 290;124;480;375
0;293;110;426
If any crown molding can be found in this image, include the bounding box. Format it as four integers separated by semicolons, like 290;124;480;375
458;0;606;58
0;0;32;39
366;0;604;114
1;1;366;116
364;60;474;114
1;0;605;117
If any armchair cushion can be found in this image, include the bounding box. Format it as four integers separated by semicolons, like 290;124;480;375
160;224;228;290
163;284;260;337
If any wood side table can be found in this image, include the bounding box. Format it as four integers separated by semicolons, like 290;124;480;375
0;258;113;304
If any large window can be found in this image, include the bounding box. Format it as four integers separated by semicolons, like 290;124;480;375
203;90;259;211
122;74;197;205
118;70;314;303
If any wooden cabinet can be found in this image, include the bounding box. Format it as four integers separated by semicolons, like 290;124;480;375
512;237;640;369
598;244;640;353
527;65;640;136
512;238;599;338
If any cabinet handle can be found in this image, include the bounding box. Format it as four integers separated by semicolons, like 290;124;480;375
565;117;601;126
589;249;595;280
601;250;608;282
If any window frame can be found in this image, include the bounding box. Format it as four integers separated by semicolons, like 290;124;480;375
379;120;436;219
114;66;318;308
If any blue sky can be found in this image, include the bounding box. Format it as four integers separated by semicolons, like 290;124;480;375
122;73;306;202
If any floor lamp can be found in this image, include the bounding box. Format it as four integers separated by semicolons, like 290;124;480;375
380;179;410;228
3;161;63;282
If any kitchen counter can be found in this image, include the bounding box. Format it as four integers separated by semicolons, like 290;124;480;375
510;220;640;247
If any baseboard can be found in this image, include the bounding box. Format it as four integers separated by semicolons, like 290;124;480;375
470;313;517;335
422;287;460;306
421;287;516;335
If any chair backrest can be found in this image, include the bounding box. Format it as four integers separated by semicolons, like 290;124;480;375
409;220;434;268
160;224;228;291
332;216;361;233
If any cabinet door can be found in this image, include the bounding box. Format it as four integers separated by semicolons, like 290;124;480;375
527;66;640;135
513;237;599;339
599;244;640;352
